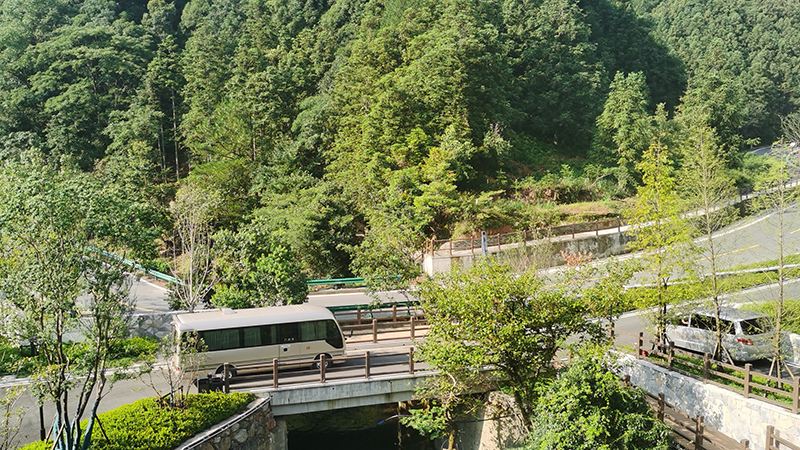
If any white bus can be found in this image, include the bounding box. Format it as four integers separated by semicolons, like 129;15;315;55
173;304;346;377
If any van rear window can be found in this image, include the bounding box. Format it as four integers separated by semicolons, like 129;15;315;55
740;318;772;335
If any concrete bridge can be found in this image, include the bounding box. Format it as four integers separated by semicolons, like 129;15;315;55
249;370;434;415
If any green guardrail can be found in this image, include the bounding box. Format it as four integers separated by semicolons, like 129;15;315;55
306;277;365;287
325;300;420;314
88;247;182;285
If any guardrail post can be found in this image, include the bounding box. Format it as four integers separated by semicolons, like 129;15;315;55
703;354;710;383
657;393;665;421
523;229;527;245
449;239;452;256
766;425;774;450
617;217;621;232
637;332;643;359
357;308;362;325
365;351;371;379
319;354;326;383
272;358;279;388
223;363;230;393
410;316;416;340
470;237;474;255
668;342;674;368
392;305;397;325
744;364;751;399
409;347;415;374
695;415;704;450
571;223;575;238
793;376;800;414
373;319;378;343
595;220;599;236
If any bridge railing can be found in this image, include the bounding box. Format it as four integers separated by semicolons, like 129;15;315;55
201;347;428;392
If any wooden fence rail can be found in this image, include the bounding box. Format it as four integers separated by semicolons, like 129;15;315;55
640;389;750;450
632;332;800;414
766;425;800;450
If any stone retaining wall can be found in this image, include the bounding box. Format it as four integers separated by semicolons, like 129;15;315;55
618;354;800;450
176;397;287;450
130;312;176;339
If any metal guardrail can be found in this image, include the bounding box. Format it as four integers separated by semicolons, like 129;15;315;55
307;277;364;287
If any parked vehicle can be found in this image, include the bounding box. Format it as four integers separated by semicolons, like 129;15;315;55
666;307;777;362
172;304;346;377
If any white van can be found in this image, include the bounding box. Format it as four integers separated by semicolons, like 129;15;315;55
666;307;777;362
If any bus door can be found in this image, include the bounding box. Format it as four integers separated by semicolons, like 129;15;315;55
278;322;301;361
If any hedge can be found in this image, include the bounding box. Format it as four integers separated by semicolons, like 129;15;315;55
19;391;256;450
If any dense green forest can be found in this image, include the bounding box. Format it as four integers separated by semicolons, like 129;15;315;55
0;0;797;305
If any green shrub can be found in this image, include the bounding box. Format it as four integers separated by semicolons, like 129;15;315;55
21;392;256;450
17;440;51;450
525;352;671;450
88;392;255;450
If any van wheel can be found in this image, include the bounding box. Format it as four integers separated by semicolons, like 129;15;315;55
216;366;237;378
313;354;332;370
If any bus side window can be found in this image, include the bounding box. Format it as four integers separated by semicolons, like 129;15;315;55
243;327;262;347
299;321;326;342
201;328;240;351
262;325;278;345
279;323;299;343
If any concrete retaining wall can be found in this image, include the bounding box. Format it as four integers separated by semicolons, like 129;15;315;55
456;392;528;450
423;229;634;275
177;397;287;450
618;355;800;450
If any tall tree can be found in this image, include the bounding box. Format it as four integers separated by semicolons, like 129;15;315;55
0;155;159;450
168;180;222;312
749;154;798;378
406;259;602;438
592;71;653;190
626;118;693;346
677;110;738;362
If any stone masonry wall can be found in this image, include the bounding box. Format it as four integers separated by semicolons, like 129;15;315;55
617;354;800;450
130;312;176;339
176;397;287;450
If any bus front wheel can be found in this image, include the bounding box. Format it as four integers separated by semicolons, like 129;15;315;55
215;365;237;378
313;354;332;370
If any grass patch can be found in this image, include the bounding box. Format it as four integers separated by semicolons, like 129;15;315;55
19;392;256;450
0;336;159;377
726;253;800;271
627;271;800;311
745;299;800;334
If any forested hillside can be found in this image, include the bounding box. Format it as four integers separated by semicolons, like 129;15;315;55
0;0;797;304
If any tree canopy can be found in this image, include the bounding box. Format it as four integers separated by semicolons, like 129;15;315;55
0;0;793;279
